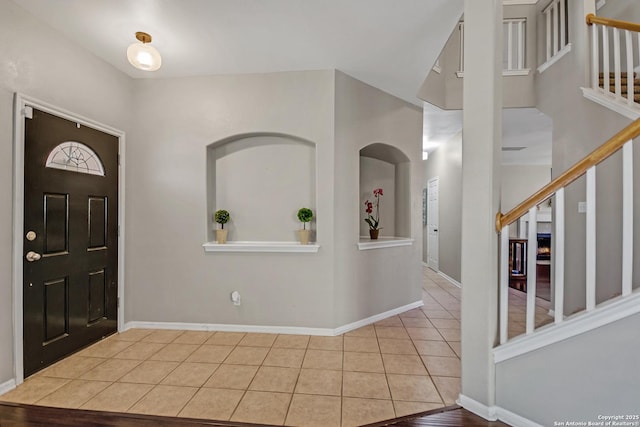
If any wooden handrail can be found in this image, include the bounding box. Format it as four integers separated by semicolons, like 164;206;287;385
586;13;640;33
496;118;640;232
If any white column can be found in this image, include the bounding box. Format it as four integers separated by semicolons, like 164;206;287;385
460;0;502;417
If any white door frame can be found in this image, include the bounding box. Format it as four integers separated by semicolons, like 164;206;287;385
427;177;439;271
12;93;126;385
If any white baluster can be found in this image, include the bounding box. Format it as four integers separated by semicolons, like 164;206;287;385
626;30;634;106
518;20;525;70
507;20;513;70
554;189;565;324
546;9;552;61
560;0;566;49
459;23;465;72
586;167;597;311
526;207;538;334
622;141;633;297
500;226;509;344
603;27;610;94
614;28;622;97
553;1;559;55
592;24;600;90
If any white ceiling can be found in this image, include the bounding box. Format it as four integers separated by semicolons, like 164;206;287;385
423;107;552;166
14;0;550;165
13;0;464;106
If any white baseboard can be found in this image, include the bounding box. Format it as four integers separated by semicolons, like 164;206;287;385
333;300;424;335
124;321;334;336
124;300;424;337
457;394;543;426
456;394;498;421
438;271;462;288
0;379;16;396
497;406;544;427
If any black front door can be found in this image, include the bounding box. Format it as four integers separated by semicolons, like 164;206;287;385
23;108;119;377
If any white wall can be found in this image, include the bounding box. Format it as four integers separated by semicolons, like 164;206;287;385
501;165;551;236
127;71;337;329
500;165;551;212
334;71;423;326
211;135;316;241
496;313;640;425
0;0;132;385
0;1;427;388
423;132;463;282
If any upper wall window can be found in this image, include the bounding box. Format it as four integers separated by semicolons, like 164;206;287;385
538;0;571;73
45;141;105;176
457;19;530;77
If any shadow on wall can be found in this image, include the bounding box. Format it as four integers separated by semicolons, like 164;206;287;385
206;133;316;242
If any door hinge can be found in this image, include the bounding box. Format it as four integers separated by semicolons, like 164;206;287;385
117;297;120;308
117;154;121;166
23;106;33;119
117;225;120;237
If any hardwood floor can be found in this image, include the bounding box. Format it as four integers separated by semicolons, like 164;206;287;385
366;405;510;426
0;402;509;427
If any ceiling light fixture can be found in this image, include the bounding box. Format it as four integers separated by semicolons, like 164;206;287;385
127;31;162;71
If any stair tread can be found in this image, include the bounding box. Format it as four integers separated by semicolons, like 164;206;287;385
598;71;637;78
598;78;640;85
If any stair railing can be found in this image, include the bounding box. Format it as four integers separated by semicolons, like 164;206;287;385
495;119;640;345
586;14;640;108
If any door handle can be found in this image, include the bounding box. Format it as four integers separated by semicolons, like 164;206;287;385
25;251;42;262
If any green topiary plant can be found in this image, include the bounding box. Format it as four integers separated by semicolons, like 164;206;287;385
214;209;230;229
297;208;313;230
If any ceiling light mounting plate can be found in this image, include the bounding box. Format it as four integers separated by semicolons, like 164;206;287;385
135;31;152;44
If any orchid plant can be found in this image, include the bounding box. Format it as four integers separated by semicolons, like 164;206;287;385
364;188;383;230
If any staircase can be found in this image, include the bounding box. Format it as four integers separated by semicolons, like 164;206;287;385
495;118;640;350
582;14;640;119
481;12;640;427
598;72;640;103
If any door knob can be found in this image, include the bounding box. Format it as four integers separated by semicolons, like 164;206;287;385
25;251;42;262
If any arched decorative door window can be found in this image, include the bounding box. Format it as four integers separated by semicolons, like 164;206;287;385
45;141;105;176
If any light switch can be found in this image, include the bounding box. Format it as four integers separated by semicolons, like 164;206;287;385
578;202;587;213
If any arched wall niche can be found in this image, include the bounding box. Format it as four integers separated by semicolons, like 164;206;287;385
359;143;411;238
206;133;317;242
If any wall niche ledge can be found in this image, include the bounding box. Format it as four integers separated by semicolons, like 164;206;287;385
357;237;414;251
203;241;320;253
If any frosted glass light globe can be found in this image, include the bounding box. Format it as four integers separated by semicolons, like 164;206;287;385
127;41;161;71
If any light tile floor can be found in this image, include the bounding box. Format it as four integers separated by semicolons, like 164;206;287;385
506;285;554;339
1;266;461;427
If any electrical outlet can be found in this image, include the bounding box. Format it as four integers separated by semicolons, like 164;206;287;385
231;291;241;306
